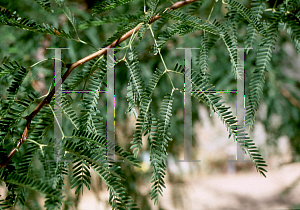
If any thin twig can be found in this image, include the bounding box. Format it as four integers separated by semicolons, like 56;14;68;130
0;0;199;168
279;86;300;110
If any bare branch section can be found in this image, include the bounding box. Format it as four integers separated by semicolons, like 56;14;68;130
0;0;199;168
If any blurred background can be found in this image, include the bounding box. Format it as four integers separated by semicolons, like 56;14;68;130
0;0;300;209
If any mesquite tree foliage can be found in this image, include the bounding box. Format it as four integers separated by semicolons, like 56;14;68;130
0;0;299;209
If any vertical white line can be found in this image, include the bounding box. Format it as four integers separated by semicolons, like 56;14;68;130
47;48;69;162
107;48;115;161
176;48;201;162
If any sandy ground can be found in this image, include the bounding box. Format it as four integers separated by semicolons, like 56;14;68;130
159;162;300;210
72;162;300;210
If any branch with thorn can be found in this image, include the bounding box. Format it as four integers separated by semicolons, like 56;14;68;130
0;0;199;168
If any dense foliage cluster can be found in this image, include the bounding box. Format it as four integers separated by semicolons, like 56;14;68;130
0;0;299;209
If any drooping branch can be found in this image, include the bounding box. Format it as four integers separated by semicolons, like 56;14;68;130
0;0;199;168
